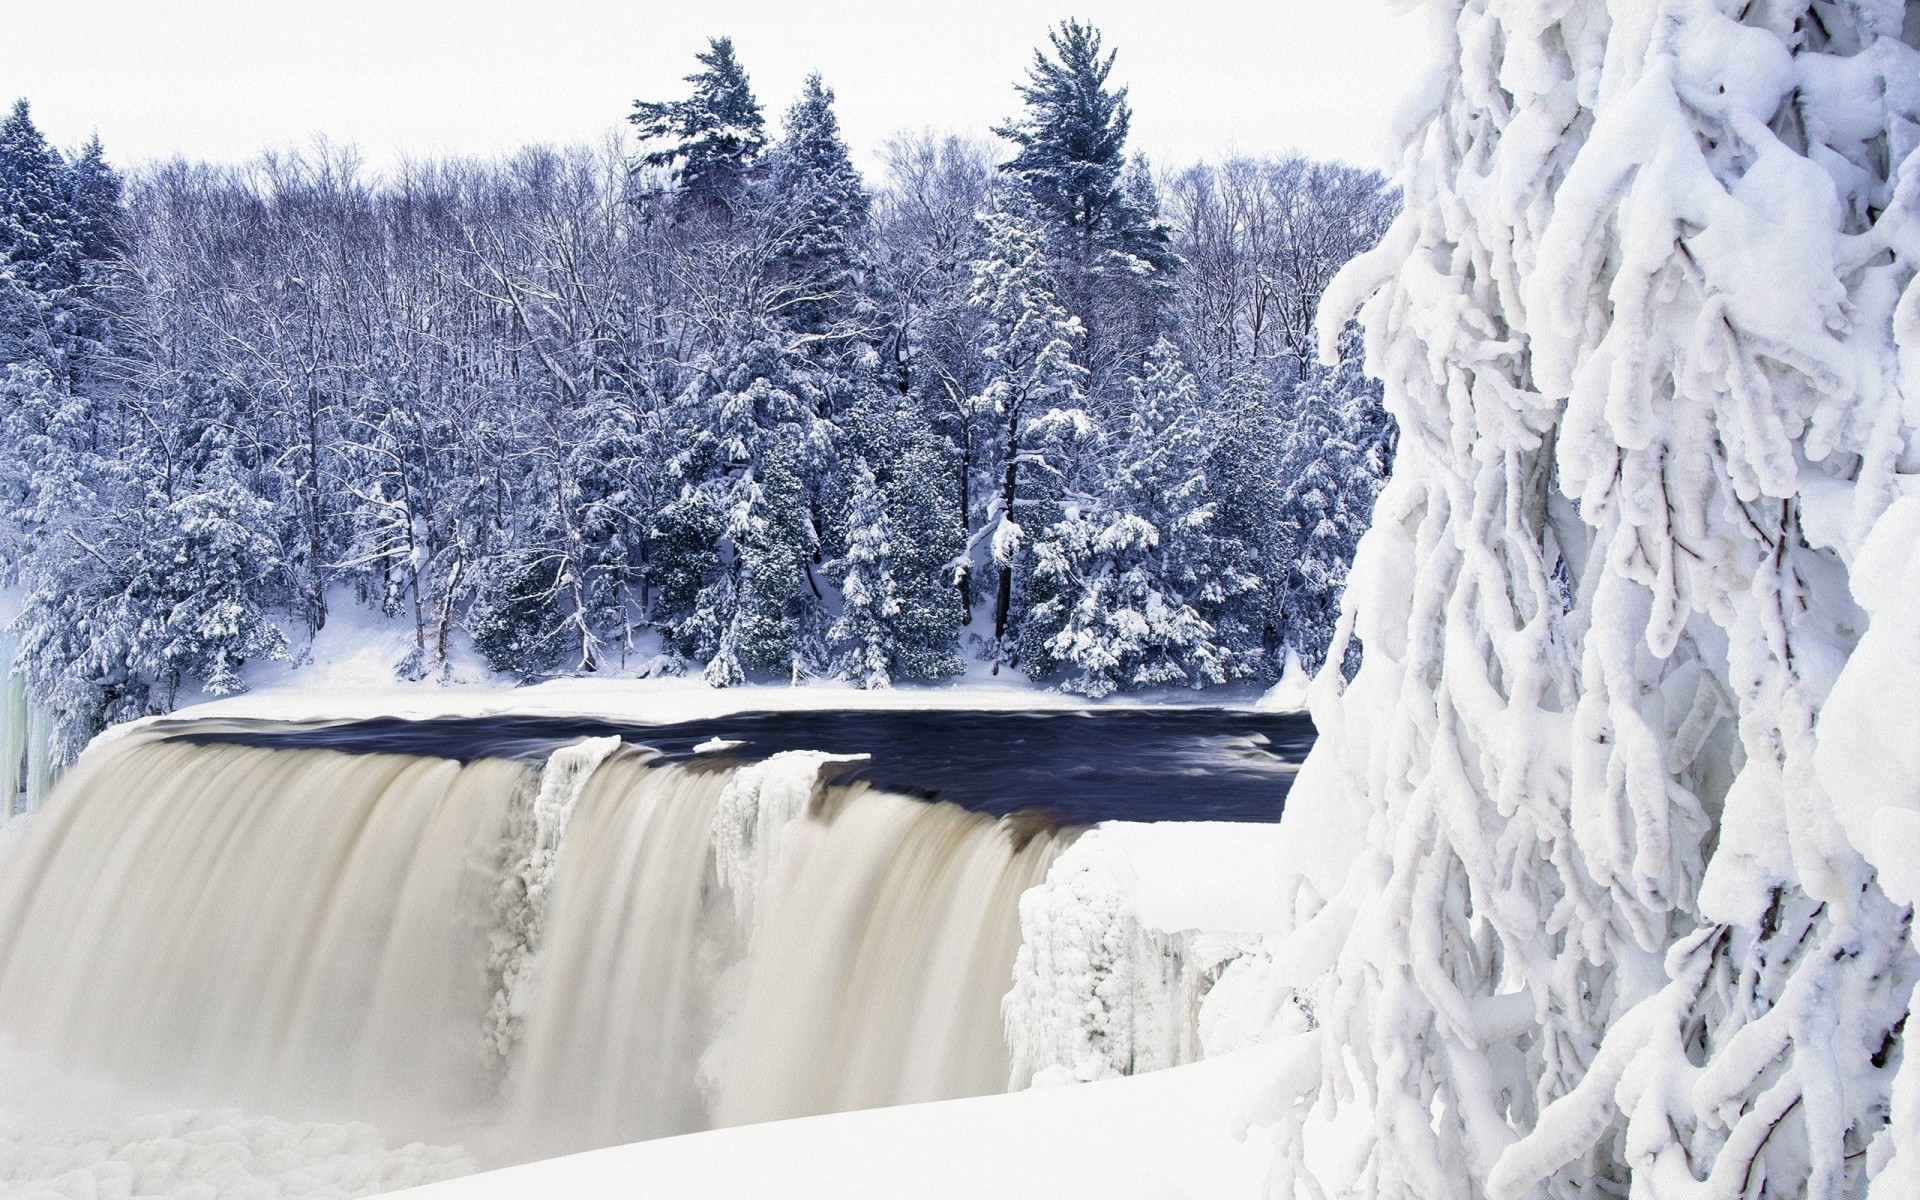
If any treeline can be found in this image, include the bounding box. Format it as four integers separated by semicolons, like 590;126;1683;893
0;23;1396;760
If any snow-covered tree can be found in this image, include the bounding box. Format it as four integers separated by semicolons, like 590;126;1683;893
829;460;901;688
995;21;1175;402
0;100;83;374
995;21;1173;278
630;37;767;214
1250;6;1920;1200
13;474;288;763
763;74;870;338
1274;321;1394;675
966;197;1089;667
1025;338;1231;695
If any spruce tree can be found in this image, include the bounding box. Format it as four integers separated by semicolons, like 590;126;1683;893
1024;339;1229;695
829;460;900;688
630;37;767;214
993;23;1174;404
764;75;870;336
1274;322;1392;674
0;100;81;370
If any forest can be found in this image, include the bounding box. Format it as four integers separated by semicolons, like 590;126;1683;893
0;23;1396;760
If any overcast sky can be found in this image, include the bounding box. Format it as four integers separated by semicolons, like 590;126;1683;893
1;1;1428;179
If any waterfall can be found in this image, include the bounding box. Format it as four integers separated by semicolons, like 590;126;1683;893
0;724;1070;1164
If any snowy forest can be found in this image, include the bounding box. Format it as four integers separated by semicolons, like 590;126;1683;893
0;23;1397;761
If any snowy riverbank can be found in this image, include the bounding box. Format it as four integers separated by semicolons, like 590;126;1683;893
392;1039;1293;1200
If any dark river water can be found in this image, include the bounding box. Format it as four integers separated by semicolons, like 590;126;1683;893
163;707;1314;825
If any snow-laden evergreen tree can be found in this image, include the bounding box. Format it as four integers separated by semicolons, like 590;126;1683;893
966;196;1089;668
994;21;1174;278
882;436;967;680
1025;338;1229;695
829;460;901;688
995;21;1175;401
763;74;870;338
835;391;966;681
649;328;829;685
0;100;81;373
1274;321;1394;675
630;37;767;214
1245;5;1920;1200
13;471;288;764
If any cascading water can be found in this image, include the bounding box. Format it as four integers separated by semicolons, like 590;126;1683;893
0;723;1072;1168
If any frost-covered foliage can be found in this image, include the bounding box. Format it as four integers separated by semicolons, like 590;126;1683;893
829;462;903;688
967;196;1092;665
1024;341;1230;695
630;36;768;213
1249;3;1920;1199
1274;322;1395;675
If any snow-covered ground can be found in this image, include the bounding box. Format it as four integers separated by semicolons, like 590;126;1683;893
391;1040;1289;1200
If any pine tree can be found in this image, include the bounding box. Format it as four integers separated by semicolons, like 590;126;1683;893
764;75;870;337
882;438;966;680
829;460;900;688
993;23;1174;404
630;37;767;214
649;328;829;684
994;22;1169;271
0;100;81;371
1025;339;1229;695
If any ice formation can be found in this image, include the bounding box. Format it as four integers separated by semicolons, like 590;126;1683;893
0;630;57;817
1243;2;1920;1198
709;750;871;924
1005;828;1257;1087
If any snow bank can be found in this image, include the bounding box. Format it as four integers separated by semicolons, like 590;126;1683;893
392;1041;1288;1200
163;675;1097;733
1004;823;1286;1087
0;1036;473;1200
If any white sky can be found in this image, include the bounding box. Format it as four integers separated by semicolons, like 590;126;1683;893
0;1;1428;179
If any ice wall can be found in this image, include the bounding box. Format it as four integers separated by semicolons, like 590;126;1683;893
1003;826;1269;1088
0;630;54;817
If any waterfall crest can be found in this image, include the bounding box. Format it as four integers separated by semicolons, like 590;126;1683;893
0;726;1069;1163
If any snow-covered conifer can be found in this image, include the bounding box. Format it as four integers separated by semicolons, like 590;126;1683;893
630;37;767;214
829;460;901;688
763;75;870;337
967;197;1088;667
1274;322;1393;675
